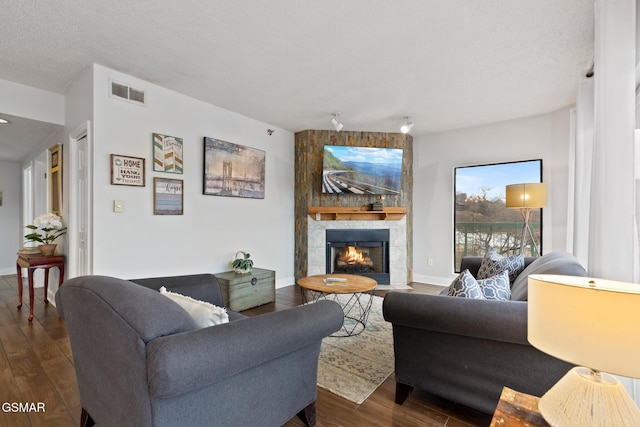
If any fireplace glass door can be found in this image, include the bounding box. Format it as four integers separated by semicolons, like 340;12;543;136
326;229;390;284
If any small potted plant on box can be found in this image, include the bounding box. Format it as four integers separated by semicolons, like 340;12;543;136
24;213;67;256
232;251;253;274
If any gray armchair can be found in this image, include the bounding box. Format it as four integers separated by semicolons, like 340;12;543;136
56;274;343;427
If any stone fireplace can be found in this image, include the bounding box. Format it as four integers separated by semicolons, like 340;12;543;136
294;130;413;285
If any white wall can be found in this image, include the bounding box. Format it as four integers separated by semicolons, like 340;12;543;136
90;65;295;287
413;107;573;285
0;78;64;125
0;161;21;274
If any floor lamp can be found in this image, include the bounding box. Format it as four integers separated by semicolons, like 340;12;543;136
528;274;640;426
505;183;546;255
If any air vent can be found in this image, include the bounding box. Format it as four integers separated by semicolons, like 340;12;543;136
109;79;146;106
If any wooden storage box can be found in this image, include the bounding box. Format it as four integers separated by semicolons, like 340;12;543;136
214;268;275;311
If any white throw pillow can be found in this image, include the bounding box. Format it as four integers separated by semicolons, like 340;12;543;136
159;286;229;327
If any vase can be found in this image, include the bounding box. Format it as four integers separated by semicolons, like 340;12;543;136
38;244;57;256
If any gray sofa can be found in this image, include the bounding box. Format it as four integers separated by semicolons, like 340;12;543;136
56;274;343;427
382;252;587;414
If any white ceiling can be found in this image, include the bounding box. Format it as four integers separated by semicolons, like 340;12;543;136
0;0;594;162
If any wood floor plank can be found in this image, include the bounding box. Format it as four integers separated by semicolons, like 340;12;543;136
19;321;81;411
0;338;31;427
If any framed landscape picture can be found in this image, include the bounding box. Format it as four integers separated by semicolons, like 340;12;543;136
153;133;183;174
154;177;183;215
111;154;145;186
203;137;265;199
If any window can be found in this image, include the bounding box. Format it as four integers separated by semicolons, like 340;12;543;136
454;159;543;272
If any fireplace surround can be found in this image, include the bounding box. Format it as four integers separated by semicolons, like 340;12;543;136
306;216;408;286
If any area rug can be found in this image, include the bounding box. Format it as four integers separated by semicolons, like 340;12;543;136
316;294;394;404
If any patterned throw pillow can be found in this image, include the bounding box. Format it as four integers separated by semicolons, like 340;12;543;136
448;269;511;301
477;246;524;282
477;270;511;300
448;269;483;299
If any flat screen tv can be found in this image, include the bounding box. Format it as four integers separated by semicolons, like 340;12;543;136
322;145;403;195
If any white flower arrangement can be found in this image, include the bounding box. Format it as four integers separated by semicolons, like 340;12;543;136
24;213;67;245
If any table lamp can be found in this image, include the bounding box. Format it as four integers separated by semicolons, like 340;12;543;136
528;274;640;426
505;182;546;255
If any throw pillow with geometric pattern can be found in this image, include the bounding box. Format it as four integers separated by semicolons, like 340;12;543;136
477;246;524;282
476;270;511;300
448;269;511;300
448;269;484;299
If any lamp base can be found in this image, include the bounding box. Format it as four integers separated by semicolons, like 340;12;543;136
539;367;640;426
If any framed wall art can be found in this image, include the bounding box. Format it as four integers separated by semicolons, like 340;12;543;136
153;177;183;215
153;133;183;174
203;137;265;199
111;154;146;186
49;144;63;215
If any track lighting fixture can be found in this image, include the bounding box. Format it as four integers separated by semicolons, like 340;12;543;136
400;116;414;134
331;113;344;132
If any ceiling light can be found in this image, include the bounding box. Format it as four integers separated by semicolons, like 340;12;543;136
0;118;10;124
331;113;343;132
400;117;414;134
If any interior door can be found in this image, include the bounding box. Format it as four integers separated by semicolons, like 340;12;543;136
68;123;92;278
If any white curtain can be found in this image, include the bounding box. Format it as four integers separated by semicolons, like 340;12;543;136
635;128;640;282
569;0;637;283
570;77;595;270
569;0;639;402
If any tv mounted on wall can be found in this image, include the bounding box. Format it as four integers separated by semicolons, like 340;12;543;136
322;145;403;195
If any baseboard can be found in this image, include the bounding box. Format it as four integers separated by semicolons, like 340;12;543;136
276;275;296;289
411;274;453;288
0;267;15;276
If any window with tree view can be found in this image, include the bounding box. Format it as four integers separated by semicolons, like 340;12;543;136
454;159;543;272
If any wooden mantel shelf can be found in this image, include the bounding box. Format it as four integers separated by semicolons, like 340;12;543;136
308;206;407;221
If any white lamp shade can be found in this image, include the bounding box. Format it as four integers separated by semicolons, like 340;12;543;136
505;183;547;208
528;274;640;378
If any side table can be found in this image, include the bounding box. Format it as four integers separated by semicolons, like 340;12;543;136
16;253;65;322
490;387;550;427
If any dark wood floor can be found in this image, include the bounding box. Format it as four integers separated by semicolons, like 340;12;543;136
0;274;492;427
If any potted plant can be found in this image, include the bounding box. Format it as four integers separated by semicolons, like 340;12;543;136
232;251;253;274
24;213;67;256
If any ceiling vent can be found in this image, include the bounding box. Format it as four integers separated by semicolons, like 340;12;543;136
109;79;146;106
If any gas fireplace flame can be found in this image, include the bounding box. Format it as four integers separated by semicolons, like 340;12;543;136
343;246;365;265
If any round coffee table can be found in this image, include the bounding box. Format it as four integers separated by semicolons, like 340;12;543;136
298;274;377;337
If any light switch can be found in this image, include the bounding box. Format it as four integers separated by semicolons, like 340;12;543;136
114;200;124;213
